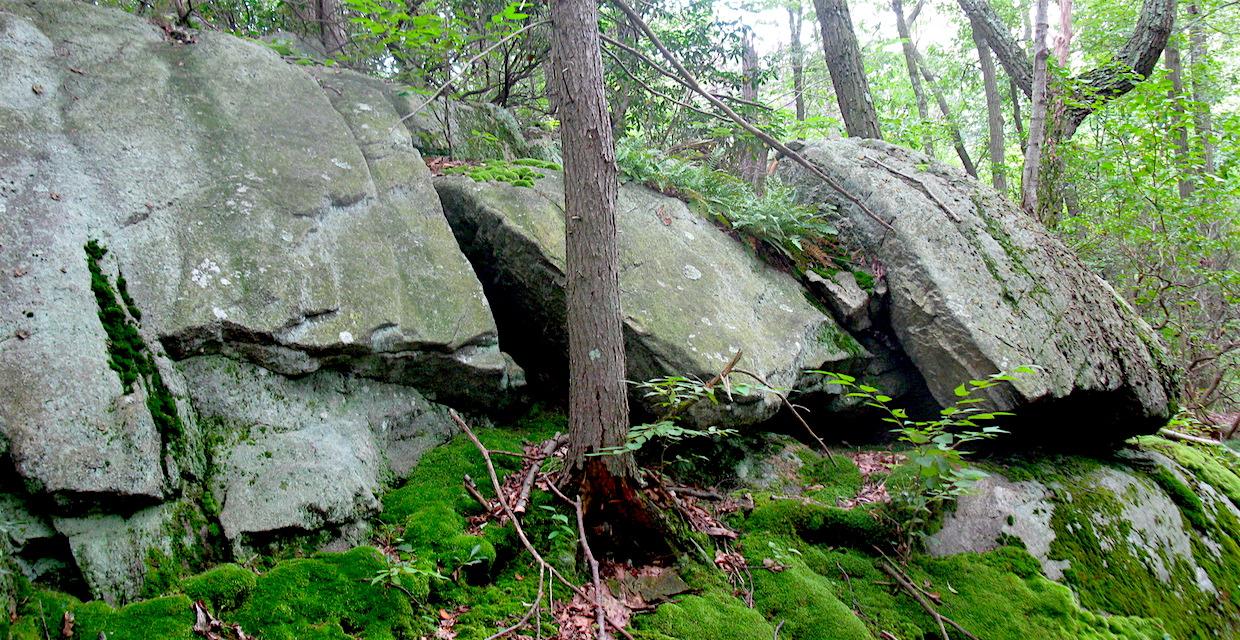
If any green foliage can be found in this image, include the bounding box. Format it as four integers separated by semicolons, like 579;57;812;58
814;369;1030;546
443;158;560;187
616;139;837;253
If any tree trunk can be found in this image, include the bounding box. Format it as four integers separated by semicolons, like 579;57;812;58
788;1;807;121
813;0;882;139
971;15;1006;191
1020;0;1050;214
316;0;348;57
1011;78;1026;152
919;55;977;176
958;0;1174;136
608;15;638;139
1187;3;1216;176
738;29;770;192
1165;43;1194;198
892;0;935;157
551;0;634;483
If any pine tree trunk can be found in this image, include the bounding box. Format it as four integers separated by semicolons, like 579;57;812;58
317;0;348;57
788;2;806;121
972;16;1007;192
1020;0;1050;215
813;0;882;139
550;0;635;483
892;0;935;157
1187;3;1216;176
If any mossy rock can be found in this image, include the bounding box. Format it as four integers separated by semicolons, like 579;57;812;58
182;563;257;614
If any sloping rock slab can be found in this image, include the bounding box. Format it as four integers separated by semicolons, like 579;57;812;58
0;0;515;505
435;171;866;425
778;139;1176;439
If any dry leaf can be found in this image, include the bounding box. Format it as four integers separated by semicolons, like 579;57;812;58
31;84;44;95
14;329;30;340
49;192;62;201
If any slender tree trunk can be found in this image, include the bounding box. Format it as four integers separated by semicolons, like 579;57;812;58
608;15;638;139
551;0;634;482
813;0;882;138
971;16;1006;191
788;1;807;121
1187;3;1216;176
738;29;770;192
1011;78;1027;151
1021;0;1050;214
919;56;977;176
1165;43;1194;198
892;0;935;157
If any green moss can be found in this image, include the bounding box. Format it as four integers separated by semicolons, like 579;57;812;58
797;451;863;504
73;596;197;640
746;557;874;639
231;547;417;640
182;564;257;614
742;498;892;548
444;158;557;187
1145;465;1208;530
634;591;776;640
817;321;867;359
84;240;186;462
1136;436;1240;504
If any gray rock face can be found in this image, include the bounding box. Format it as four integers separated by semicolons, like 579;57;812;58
779;139;1177;439
436;171;867;424
53;503;190;605
181;356;455;551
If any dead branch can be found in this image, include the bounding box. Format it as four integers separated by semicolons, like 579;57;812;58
463;474;490;510
450;410;635;640
668;485;725;500
576;496;607;640
606;0;894;232
732;368;835;461
600;44;723;123
879;562;979;640
865;157;963;223
1158;428;1240;458
773;620;785;640
514;435;568;515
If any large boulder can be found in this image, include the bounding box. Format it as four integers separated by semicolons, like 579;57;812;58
779;139;1177;440
435;170;867;425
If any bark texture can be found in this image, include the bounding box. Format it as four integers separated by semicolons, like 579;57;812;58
972;15;1007;192
317;0;349;56
788;2;806;121
893;0;935;157
738;29;770;192
813;0;882;138
1020;0;1050;214
551;0;634;479
1165;43;1194;198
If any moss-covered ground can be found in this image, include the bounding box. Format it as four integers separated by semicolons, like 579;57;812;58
6;423;1237;640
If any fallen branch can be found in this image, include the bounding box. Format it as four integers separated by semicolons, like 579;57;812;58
865;157;962;223
514;434;568;516
607;0;894;232
878;562;979;640
450;411;635;640
1157;428;1240;458
463;474;490;510
732;368;834;461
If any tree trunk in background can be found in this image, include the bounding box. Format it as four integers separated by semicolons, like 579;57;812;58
788;1;806;121
550;0;635;484
1187;3;1216;176
1165;43;1194;198
608;16;638;139
738;29;770;192
317;0;349;57
1020;0;1049;214
971;16;1006;191
1011;78;1026;151
919;56;977;176
893;0;935;157
958;0;1174;136
813;0;882;138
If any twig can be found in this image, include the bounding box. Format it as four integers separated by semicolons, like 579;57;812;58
483;564;545;640
463;474;490;510
773;620;785;640
663;350;744;421
668;485;725;500
576;495;607;640
732;368;835;461
601;44;723;123
391;21;546;129
606;0;895;232
879;562;980;640
514;435;568;515
450;411;635;640
866;157;962;223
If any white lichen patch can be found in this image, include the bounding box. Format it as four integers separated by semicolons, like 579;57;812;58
338;331;354;345
682;264;702;281
191;258;222;288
